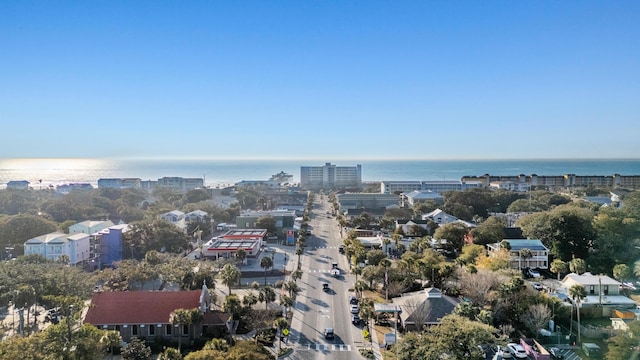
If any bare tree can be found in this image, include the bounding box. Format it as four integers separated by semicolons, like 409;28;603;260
456;268;501;307
523;303;552;337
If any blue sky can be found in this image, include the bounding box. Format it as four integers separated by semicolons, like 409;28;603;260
1;1;639;160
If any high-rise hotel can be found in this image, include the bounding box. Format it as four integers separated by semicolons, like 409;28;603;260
300;162;362;190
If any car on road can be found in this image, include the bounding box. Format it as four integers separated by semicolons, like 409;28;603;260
324;328;334;339
350;304;359;314
348;295;358;305
548;347;564;359
527;268;541;278
506;343;528;359
338;246;345;254
531;282;543;291
332;262;338;269
351;314;361;325
322;283;329;291
331;269;340;277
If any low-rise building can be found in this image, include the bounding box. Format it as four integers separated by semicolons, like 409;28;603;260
486;239;549;270
84;284;229;342
24;232;90;265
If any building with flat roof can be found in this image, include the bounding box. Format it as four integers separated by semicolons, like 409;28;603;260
300;162;362;190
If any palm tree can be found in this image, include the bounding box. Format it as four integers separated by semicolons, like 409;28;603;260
550;259;568;281
259;286;276;310
101;330;122;359
569;284;587;343
236;249;247;285
283;280;300;298
382;237;391;255
519;248;532;270
220;264;240;295
295;246;304;266
273;317;289;350
169;308;198;352
260;256;274;286
570;258;587;275
292;269;303;283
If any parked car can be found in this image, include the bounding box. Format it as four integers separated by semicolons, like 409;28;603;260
338;245;345;254
350;304;359;314
351;314;361;325
322;283;329;291
531;282;543;291
324;328;334;339
527;268;541;278
493;346;512;359
348;295;358;305
506;343;528;359
549;347;564;359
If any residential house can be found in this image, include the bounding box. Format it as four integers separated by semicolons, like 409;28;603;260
84;284;229;342
69;220;115;235
160;210;187;232
392;288;460;331
486;239;549;270
185;210;208;223
421;209;459;225
562;272;637;313
24;232;90;265
395;219;431;236
6;180;30;190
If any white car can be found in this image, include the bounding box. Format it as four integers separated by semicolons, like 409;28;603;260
527;268;541;278
350;304;359;314
507;343;528;359
531;282;543;291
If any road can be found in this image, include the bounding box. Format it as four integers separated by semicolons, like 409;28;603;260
285;195;364;359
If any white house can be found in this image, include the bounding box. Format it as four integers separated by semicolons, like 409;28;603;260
24;232;91;265
562;272;636;310
421;209;459;225
486;239;549;270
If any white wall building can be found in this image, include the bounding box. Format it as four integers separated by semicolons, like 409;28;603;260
300;162;362;190
24;232;91;265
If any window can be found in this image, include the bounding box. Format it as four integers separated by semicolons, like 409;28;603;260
149;325;155;336
589;285;595;295
183;324;189;335
132;325;138;336
604;285;609;295
165;324;172;335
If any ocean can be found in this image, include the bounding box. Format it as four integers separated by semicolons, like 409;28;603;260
1;158;640;188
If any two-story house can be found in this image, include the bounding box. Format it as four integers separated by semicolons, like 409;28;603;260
486;239;549;270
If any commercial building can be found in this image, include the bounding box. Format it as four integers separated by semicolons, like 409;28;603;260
300;162;362;190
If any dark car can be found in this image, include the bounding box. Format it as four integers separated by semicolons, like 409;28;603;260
324;328;335;339
322;283;329;291
349;295;358;305
338;246;345;254
352;314;361;325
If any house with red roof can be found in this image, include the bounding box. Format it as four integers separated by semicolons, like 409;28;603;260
84;283;229;343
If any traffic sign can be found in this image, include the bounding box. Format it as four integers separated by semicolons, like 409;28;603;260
362;329;369;337
282;328;289;336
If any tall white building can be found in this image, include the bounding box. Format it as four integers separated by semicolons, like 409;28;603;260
300;162;362;190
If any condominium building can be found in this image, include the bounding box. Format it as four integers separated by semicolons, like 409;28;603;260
300;162;362;190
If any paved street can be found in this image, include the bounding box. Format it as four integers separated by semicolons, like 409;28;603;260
284;195;374;360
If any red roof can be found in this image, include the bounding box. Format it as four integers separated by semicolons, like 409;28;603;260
84;290;201;325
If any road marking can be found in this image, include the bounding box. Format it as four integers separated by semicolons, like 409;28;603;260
309;343;352;351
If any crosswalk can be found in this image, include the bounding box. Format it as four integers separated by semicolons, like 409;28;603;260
296;343;352;352
310;246;342;250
